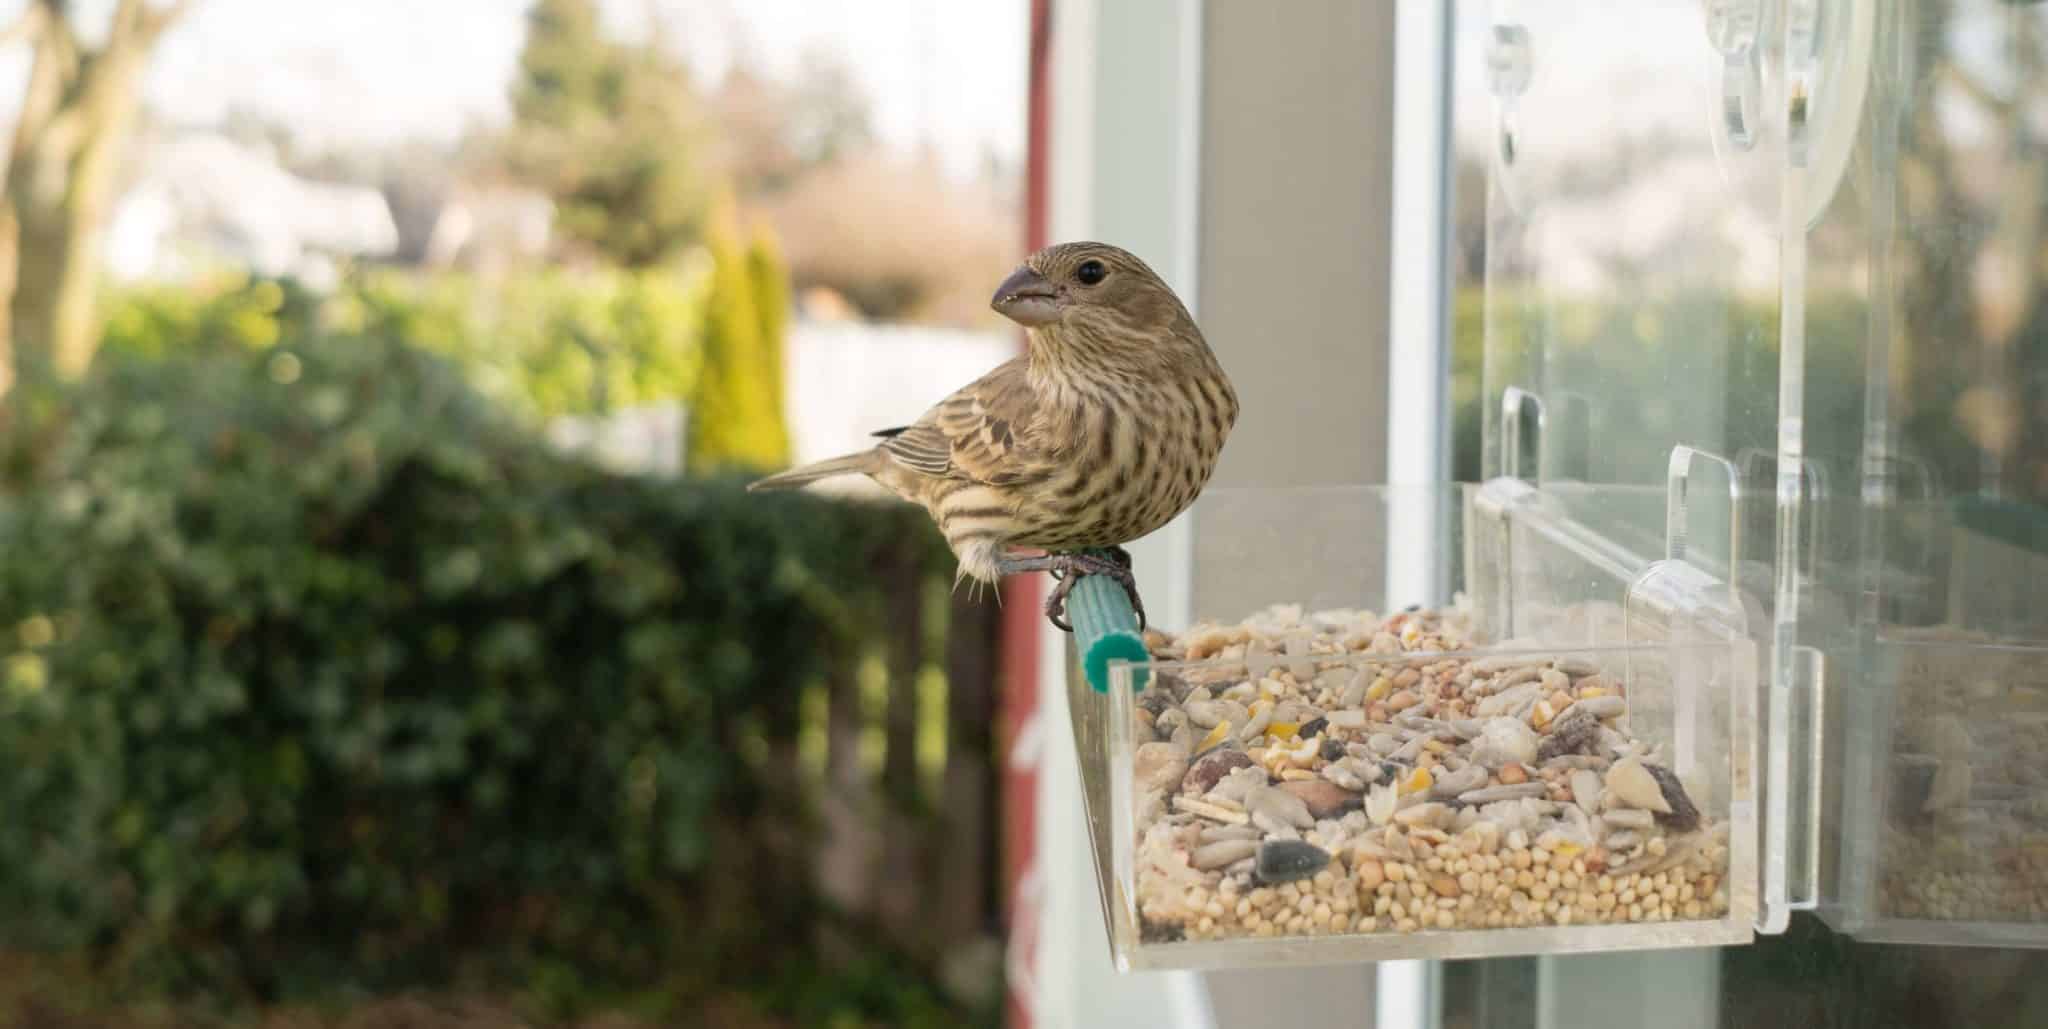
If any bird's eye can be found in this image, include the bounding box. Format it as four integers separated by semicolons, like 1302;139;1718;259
1075;259;1107;285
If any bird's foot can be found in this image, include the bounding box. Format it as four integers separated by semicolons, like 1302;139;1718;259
1041;550;1145;634
1043;545;1132;581
1104;546;1143;627
993;550;1148;634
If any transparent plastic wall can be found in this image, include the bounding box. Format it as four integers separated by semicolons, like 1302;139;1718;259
1066;0;2048;970
1479;0;2048;947
1066;1;1796;971
1480;1;1787;591
1477;0;1814;931
1791;0;2048;945
1069;486;1760;970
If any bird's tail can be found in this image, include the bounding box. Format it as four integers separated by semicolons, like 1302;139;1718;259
746;450;878;491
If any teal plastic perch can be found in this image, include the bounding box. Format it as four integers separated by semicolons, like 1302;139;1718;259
1067;552;1150;693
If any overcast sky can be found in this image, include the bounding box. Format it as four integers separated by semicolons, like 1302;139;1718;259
0;0;1027;177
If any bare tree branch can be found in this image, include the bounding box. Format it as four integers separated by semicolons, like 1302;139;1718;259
0;4;44;48
39;106;86;159
30;0;72;51
136;0;196;42
37;0;189;155
31;0;79;82
110;0;142;37
104;0;192;49
2;0;191;378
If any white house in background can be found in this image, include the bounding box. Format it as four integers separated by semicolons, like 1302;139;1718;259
781;319;1015;496
106;133;398;287
421;185;554;272
536;319;1011;480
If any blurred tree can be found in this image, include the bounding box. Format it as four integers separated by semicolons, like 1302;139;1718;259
784;52;875;169
710;66;801;197
770;150;1014;325
503;0;711;267
0;0;193;387
711;53;874;200
371;142;465;265
746;219;792;450
686;203;790;473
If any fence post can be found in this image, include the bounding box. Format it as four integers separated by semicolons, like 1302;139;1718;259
876;541;929;949
817;633;878;956
936;580;1001;953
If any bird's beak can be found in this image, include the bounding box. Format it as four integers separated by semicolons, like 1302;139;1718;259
991;266;1060;327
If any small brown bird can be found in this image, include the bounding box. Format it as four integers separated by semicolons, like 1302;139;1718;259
748;242;1238;630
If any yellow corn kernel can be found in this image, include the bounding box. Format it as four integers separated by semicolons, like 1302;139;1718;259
1365;676;1393;703
1579;686;1607;699
1401;767;1434;796
1198;720;1232;753
1267;721;1301;742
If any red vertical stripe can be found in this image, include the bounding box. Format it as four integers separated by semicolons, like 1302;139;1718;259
1002;2;1052;1026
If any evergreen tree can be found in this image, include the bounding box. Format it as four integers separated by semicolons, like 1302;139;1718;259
505;0;710;266
686;205;789;473
746;222;794;464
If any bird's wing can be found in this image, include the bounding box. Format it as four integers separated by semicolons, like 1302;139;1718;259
878;358;1038;485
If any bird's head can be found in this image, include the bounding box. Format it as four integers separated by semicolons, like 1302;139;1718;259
990;243;1193;352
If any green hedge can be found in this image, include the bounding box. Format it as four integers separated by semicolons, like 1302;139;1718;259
102;264;712;423
0;331;963;1021
103;250;807;484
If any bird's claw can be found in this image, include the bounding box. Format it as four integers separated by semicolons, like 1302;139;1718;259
1041;549;1146;634
1046;595;1074;633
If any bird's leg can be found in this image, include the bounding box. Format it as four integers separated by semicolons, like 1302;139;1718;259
993;553;1075;578
993;552;1092;632
1087;546;1145;630
996;551;1145;634
1042;573;1079;633
993;553;1073;631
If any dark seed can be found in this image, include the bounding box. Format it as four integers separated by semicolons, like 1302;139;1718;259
1297;716;1329;740
1320;737;1346;762
1536;707;1599;763
1644;762;1701;833
1254;839;1332;885
1181;748;1256;795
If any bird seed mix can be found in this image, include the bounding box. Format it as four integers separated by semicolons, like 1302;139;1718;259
1128;604;1732;943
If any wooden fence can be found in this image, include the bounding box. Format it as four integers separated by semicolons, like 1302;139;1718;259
803;541;1009;987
